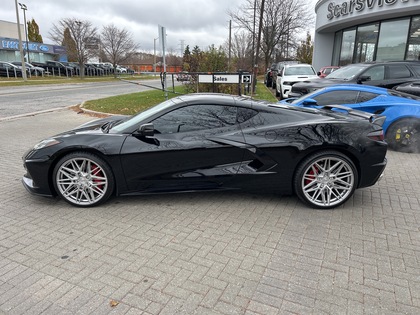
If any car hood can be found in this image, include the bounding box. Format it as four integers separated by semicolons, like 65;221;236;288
64;115;130;133
293;78;350;89
282;74;318;81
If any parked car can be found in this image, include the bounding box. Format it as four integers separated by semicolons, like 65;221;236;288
290;61;420;97
43;61;74;76
22;93;387;209
270;60;300;89
393;81;420;97
318;66;340;78
0;61;25;77
60;62;81;76
176;71;191;82
85;63;105;76
115;65;127;73
264;63;277;87
279;84;420;152
275;63;318;99
11;61;45;76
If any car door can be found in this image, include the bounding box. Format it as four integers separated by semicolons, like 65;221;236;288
119;104;248;192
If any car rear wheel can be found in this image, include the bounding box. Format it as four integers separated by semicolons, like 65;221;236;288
294;151;357;209
386;118;420;153
53;152;114;207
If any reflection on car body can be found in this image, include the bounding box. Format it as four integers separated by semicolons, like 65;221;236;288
22;93;387;209
280;84;420;152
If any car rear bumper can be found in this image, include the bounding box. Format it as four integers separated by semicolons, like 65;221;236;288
359;157;387;188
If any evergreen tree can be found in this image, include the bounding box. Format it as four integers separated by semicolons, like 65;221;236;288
296;32;313;65
27;18;43;43
61;28;77;62
182;45;191;71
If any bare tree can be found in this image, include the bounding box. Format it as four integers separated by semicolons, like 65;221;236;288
50;18;98;77
223;31;253;71
229;0;313;70
100;24;139;77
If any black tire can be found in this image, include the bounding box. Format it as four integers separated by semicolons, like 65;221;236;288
52;152;115;207
385;118;420;153
293;151;358;209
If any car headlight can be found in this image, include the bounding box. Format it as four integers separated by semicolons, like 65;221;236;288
283;81;293;86
33;138;61;150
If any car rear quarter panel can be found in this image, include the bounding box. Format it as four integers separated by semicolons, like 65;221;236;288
240;118;387;193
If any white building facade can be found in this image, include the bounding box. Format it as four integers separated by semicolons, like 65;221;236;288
313;0;420;71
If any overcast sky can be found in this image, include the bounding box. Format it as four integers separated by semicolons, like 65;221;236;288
1;0;318;55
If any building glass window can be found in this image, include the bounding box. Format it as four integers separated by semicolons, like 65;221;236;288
407;16;420;60
339;29;356;66
332;31;342;66
376;18;410;61
354;23;379;63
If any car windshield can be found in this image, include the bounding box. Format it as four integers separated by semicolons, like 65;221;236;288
326;65;366;80
110;98;179;133
284;66;316;76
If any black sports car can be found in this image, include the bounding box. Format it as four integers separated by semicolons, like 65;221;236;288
22;94;387;209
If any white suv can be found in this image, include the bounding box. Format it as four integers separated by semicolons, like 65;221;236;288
275;64;317;99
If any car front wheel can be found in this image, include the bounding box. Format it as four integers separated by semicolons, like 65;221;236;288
294;151;357;209
386;118;420;153
53;152;114;207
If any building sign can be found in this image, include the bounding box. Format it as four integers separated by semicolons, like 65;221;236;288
0;37;59;53
327;0;416;20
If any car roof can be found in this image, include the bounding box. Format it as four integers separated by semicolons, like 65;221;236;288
319;84;388;92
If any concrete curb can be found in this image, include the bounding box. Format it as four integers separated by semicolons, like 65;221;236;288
0;101;112;123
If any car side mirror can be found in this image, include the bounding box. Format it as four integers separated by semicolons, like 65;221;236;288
358;75;371;83
138;123;154;136
317;72;321;76
302;98;318;106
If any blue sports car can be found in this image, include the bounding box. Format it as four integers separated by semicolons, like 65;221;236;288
279;84;420;152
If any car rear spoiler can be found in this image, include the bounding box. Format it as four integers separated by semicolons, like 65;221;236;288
320;104;386;127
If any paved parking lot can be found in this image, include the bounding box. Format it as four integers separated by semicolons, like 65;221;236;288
0;109;419;315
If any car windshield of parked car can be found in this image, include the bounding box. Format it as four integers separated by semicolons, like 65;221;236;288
110;98;179;133
326;65;366;80
284;66;316;76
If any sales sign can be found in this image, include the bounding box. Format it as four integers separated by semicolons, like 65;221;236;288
198;74;240;84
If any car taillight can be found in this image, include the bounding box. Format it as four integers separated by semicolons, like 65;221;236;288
367;130;384;141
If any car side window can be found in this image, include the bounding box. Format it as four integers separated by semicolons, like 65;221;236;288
362;66;385;81
357;92;380;103
386;64;412;79
237;108;258;124
152;105;238;134
313;90;359;105
409;64;420;76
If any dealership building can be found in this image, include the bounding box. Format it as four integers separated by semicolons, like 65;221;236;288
313;0;420;71
0;20;67;63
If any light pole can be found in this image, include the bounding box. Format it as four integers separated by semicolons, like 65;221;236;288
14;0;27;80
153;37;159;74
18;3;29;63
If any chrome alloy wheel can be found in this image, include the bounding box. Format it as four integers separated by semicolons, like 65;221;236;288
55;157;109;206
301;156;355;208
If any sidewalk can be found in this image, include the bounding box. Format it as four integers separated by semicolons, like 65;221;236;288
0;109;419;314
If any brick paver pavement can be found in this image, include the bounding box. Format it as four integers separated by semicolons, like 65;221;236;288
0;109;419;314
